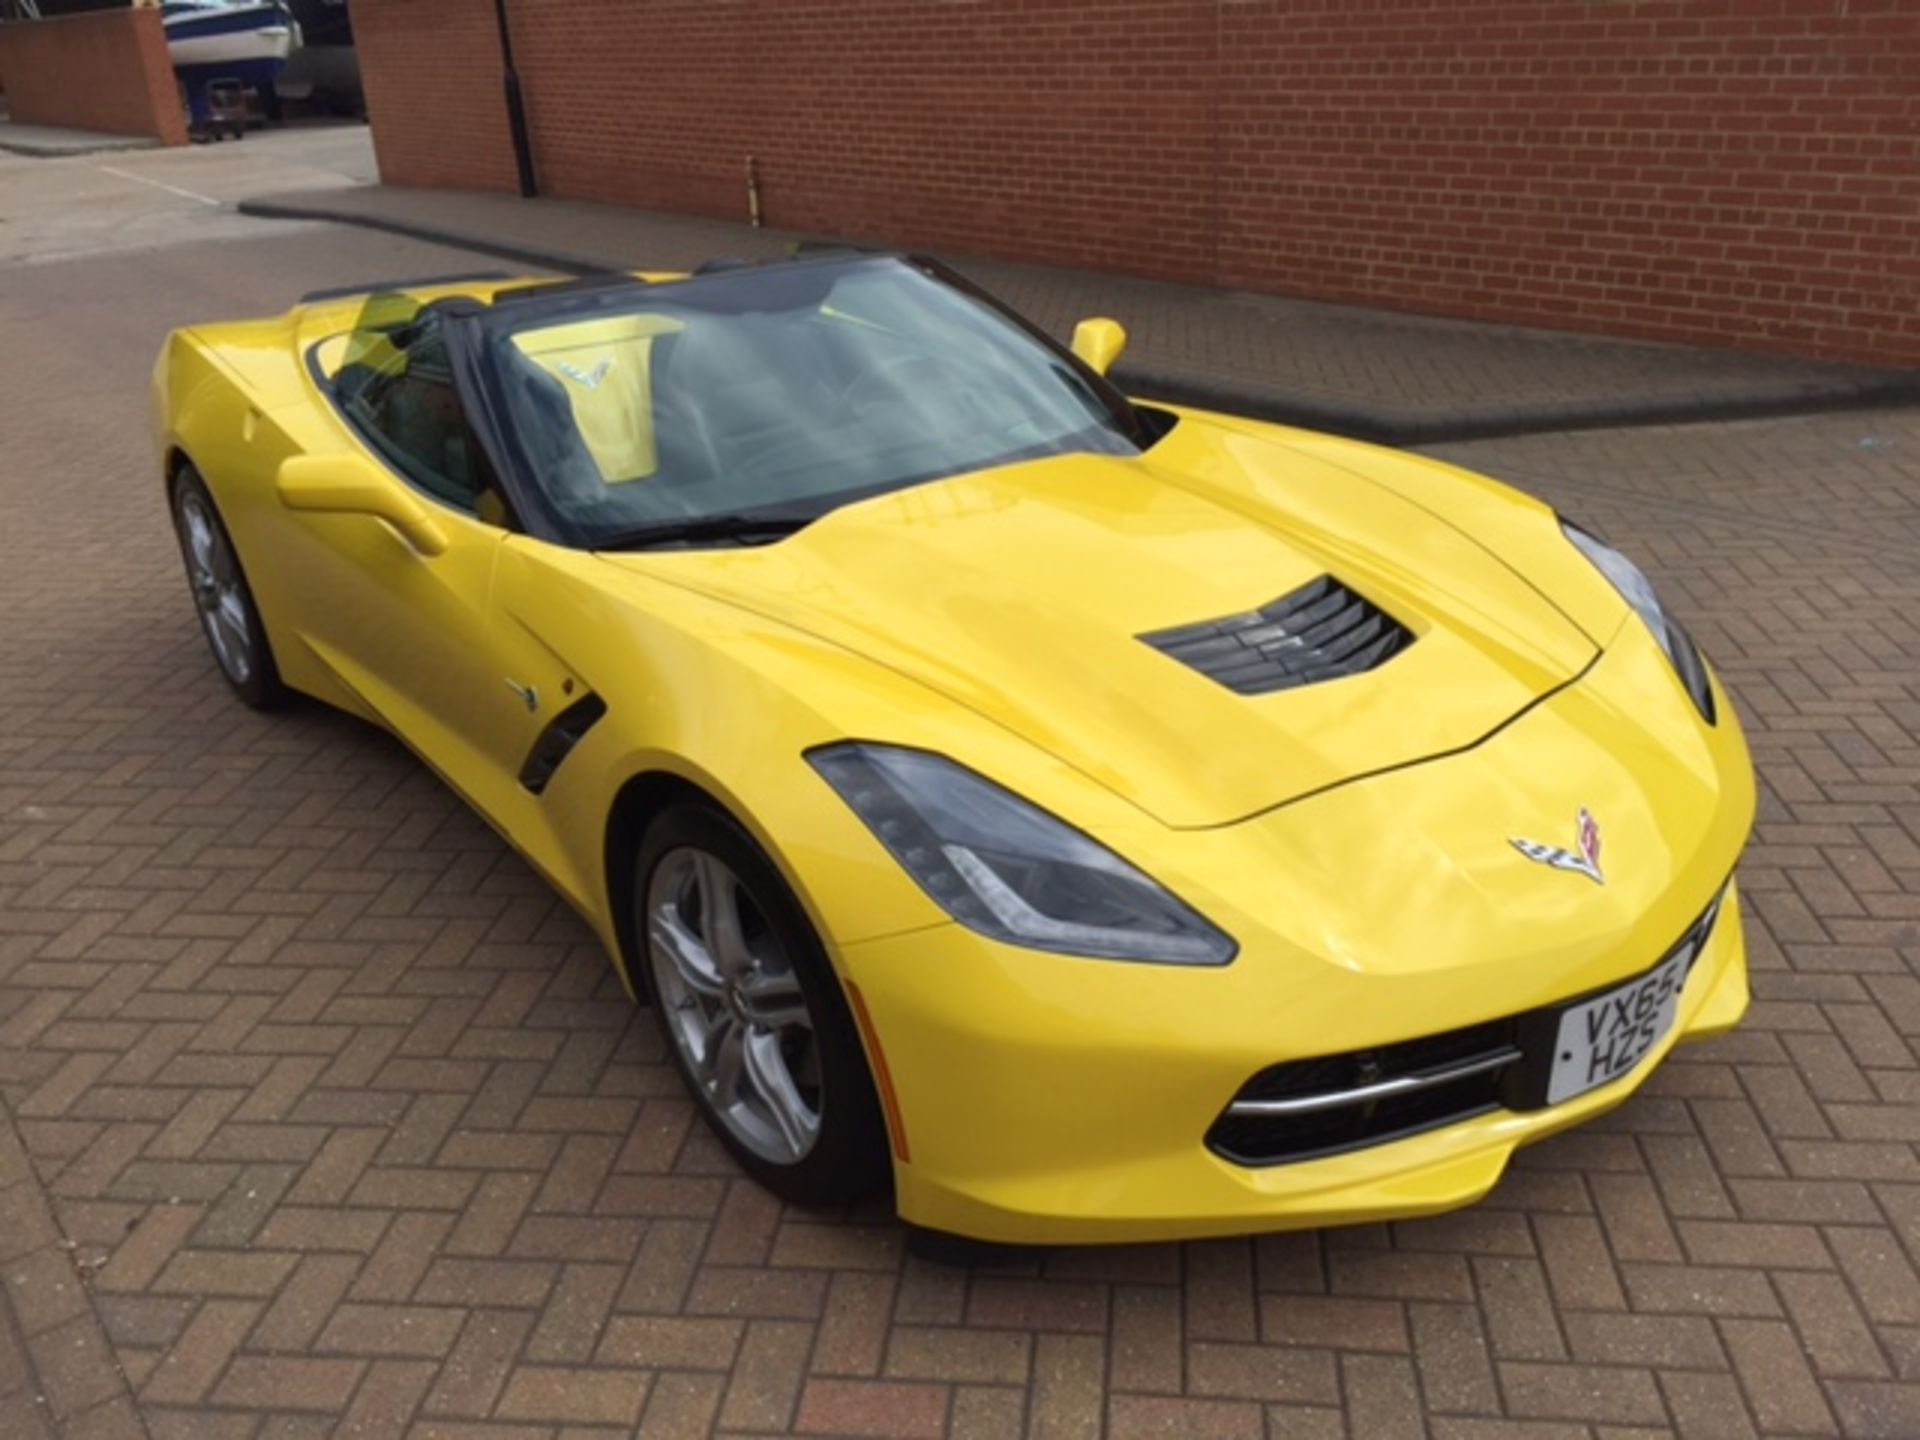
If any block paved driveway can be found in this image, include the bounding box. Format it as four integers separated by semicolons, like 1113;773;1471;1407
2;140;1919;1440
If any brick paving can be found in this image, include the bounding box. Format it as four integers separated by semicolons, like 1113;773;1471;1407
3;138;1920;1438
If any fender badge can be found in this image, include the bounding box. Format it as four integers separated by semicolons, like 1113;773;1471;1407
504;678;539;713
1511;807;1604;885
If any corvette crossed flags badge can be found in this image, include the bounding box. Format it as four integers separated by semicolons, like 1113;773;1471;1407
1511;807;1605;885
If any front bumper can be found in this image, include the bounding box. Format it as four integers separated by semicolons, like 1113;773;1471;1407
834;628;1755;1245
854;886;1747;1245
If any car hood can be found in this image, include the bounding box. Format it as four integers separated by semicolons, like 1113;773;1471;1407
598;417;1598;828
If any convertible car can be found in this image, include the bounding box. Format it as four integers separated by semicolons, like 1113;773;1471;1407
152;254;1753;1245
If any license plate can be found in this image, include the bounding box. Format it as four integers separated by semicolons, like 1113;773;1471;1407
1545;949;1691;1104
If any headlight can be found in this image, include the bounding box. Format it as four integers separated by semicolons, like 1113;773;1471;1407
1562;519;1716;724
809;744;1236;965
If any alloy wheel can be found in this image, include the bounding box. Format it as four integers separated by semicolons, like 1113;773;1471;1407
176;487;254;686
645;846;823;1164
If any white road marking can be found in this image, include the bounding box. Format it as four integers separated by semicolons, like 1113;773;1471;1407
96;164;223;208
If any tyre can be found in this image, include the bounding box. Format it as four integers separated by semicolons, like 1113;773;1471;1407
635;801;890;1207
170;466;286;709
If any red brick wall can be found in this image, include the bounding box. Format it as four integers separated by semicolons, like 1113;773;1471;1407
0;8;187;145
354;0;520;196
356;0;1920;367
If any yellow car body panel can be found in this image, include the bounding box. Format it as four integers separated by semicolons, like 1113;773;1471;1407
153;268;1753;1244
851;621;1752;1241
597;415;1604;829
876;894;1748;1244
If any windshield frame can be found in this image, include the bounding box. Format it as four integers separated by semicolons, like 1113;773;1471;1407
449;252;1155;551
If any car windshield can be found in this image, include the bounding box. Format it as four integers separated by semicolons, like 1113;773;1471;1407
475;256;1149;547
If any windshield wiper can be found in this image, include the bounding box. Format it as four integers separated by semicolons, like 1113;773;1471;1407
591;512;818;552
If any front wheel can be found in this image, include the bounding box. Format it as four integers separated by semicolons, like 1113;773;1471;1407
170;467;285;709
636;801;891;1208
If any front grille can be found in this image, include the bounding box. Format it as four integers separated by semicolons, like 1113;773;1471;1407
1207;1021;1517;1166
1207;892;1726;1166
1139;575;1412;696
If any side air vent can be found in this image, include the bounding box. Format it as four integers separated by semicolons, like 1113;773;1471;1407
518;694;608;795
1139;575;1412;695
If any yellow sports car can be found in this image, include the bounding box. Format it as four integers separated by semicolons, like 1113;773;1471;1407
153;254;1753;1246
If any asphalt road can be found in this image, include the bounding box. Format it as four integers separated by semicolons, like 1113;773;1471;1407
2;128;1918;1439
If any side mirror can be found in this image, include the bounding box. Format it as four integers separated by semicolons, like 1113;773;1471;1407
276;453;449;557
1070;317;1127;377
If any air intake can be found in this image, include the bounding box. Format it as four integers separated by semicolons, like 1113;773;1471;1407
1206;889;1725;1166
1139;575;1412;695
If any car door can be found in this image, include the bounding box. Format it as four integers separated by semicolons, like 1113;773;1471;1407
270;296;511;798
424;315;678;858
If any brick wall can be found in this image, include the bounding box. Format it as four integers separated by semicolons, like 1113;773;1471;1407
355;0;1920;367
354;0;520;196
0;8;187;145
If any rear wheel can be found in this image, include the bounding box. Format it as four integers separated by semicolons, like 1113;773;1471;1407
170;467;285;709
636;801;890;1207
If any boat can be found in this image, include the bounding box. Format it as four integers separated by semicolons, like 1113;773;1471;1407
278;0;360;116
283;0;348;51
163;0;299;114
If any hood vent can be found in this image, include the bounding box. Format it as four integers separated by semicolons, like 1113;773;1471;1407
1140;575;1412;695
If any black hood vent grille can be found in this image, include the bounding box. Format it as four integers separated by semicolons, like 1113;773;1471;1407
1140;575;1413;695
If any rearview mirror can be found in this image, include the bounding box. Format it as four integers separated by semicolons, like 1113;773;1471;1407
1070;317;1127;377
276;453;449;557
